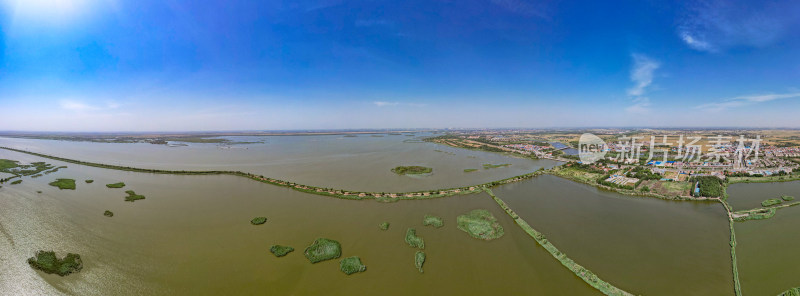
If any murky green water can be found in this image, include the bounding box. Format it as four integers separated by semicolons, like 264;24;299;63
728;181;800;296
726;181;800;211
492;175;734;296
2;136;795;295
0;148;598;295
0;135;559;193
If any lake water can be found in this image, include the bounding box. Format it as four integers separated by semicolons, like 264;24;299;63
0;136;794;295
0;135;559;193
0;148;596;295
728;181;800;296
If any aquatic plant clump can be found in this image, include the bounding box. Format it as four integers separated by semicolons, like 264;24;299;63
251;217;268;225
11;180;22;185
483;163;512;169
27;251;83;276
48;178;76;190
404;228;425;249
304;238;342;263
464;168;478;173
104;210;114;217
415;251;426;273
422;215;444;228
124;190;145;202
780;287;800;296
762;198;783;207
456;209;504;240
339;256;367;275
379;222;390;230
106;182;126;188
269;245;294;257
391;166;432;175
85;180;94;183
782;195;795;201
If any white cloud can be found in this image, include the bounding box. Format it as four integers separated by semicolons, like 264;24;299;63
60;99;120;111
679;31;714;52
373;101;399;107
695;92;800;112
372;101;426;107
627;54;660;97
625;97;651;114
677;0;797;52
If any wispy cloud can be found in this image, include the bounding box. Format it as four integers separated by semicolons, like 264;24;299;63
696;92;800;112
677;0;798;52
60;100;120;111
625;54;660;114
625;97;651;114
372;101;426;107
679;31;714;52
627;54;660;96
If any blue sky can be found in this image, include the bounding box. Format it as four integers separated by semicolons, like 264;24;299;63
1;0;799;131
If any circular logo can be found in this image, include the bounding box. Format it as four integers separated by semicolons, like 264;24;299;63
578;133;607;164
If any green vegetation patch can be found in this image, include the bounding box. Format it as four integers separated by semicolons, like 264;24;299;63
391;166;433;175
379;222;390;230
104;210;114;217
106;182;126;188
782;195;795;201
456;209;504;240
11;180;22;185
762;198;783;207
27;251;83;276
780;287;800;296
269;245;294;257
48;178;76;190
414;251;426;273
404;228;425;249
422;215;444;228
692;176;724;197
124;190;145;202
304;238;342;263
733;208;776;222
251;217;268;225
339;256;367;275
85;180;94;183
483;163;512;169
463;168;478;173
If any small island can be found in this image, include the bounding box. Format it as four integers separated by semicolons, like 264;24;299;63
391;166;432;175
250;217;268;225
106;182;126;188
304;238;342;263
339;256;367;275
124;190;145;202
483;163;512;169
415;251;426;273
464;168;478;173
379;222;390;230
27;251;83;276
48;178;76;190
269;245;294;257
457;209;504;240
762;198;783;207
423;215;443;228
85;180;94;183
405;228;425;249
104;210;114;217
11;180;22;185
782;195;795;201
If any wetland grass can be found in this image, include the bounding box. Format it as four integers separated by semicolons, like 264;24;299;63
106;182;126;188
304;238;342;263
422;215;443;228
379;222;390;230
124;190;145;202
339;256;366;275
414;251;425;273
27;251;83;276
404;228;425;249
48;178;76;190
250;217;267;225
456;209;504;240
269;245;294;257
